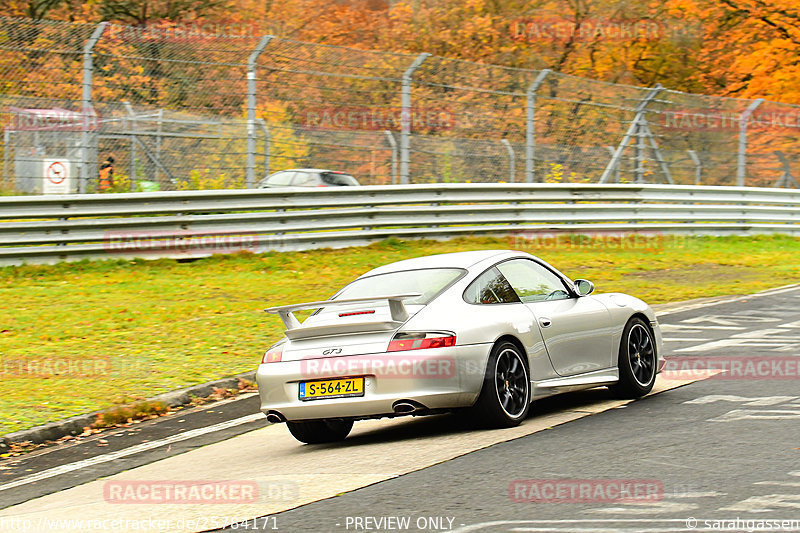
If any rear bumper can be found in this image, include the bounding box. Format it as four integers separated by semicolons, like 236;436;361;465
256;344;492;421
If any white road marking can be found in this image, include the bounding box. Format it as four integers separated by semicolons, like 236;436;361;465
663;337;712;342
585;490;727;518
685;315;783;325
681;316;750;326
684;395;797;406
681;342;800;352
0;413;265;493
720;493;800;512
669;491;726;498
757;322;798;330
452;519;699;533
654;284;800;317
708;409;800;422
509;520;686;533
674;326;800;353
587;501;698;515
688;396;800;422
660;324;744;332
772;344;800;352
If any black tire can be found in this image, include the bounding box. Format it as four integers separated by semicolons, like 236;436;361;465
286;418;353;444
471;341;531;428
609;317;657;399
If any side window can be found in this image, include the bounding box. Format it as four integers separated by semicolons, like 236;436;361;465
322;172;358;186
291;172;319;186
464;267;521;305
496;259;572;303
266;171;295;186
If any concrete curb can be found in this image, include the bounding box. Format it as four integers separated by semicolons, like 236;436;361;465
0;370;256;448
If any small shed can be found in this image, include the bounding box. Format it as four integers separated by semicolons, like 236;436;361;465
5;107;99;194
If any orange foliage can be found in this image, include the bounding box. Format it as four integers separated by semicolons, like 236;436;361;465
3;0;800;103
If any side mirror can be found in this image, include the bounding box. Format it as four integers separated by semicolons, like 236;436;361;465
574;279;595;296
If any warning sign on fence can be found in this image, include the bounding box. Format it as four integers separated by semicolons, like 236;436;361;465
42;159;72;194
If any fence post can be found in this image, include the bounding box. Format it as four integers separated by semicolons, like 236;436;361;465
3;129;9;189
604;146;619;182
79;22;108;194
247;35;273;188
258;119;270;179
155;109;163;186
400;53;430;185
599;84;663;184
635;118;646;183
501;139;515;182
123;101;137;191
737;98;764;187
525;69;550;183
130;114;137;191
384;131;398;185
687;149;701;185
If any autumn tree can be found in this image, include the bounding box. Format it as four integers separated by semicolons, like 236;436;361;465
93;0;229;25
666;0;800;103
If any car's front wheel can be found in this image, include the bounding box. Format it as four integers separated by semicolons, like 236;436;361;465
286;418;353;444
471;341;531;428
609;317;657;398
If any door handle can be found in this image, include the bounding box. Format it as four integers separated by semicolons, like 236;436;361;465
539;317;552;328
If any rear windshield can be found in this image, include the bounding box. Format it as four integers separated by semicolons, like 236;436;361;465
333;268;465;305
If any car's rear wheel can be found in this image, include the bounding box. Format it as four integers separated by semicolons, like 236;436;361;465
609;317;657;398
286;418;353;444
471;341;531;428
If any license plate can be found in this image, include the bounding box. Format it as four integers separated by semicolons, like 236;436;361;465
299;377;365;401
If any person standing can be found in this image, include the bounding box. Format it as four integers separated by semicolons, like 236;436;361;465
99;155;115;192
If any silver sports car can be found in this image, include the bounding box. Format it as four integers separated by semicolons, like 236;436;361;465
256;250;664;444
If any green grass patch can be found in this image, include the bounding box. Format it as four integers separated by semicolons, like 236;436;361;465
1;234;799;434
93;400;169;428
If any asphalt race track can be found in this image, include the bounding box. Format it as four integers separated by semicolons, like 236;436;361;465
1;285;799;533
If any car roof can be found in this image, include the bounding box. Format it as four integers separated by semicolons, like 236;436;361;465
270;169;343;174
358;250;522;278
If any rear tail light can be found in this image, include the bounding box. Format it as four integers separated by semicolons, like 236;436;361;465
339;309;376;317
388;332;456;352
262;344;284;363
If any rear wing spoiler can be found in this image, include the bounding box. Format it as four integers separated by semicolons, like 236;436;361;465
265;293;422;333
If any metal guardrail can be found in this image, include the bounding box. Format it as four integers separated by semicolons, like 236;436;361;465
1;184;799;266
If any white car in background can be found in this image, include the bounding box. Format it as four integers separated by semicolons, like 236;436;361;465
257;169;360;188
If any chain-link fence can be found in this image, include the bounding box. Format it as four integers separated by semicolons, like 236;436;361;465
2;17;799;194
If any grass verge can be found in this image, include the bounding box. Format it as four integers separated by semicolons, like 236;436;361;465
1;234;799;434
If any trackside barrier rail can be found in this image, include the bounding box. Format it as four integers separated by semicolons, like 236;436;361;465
0;184;798;266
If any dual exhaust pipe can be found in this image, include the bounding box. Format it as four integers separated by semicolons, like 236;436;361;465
266;411;286;424
265;400;426;423
392;400;426;414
